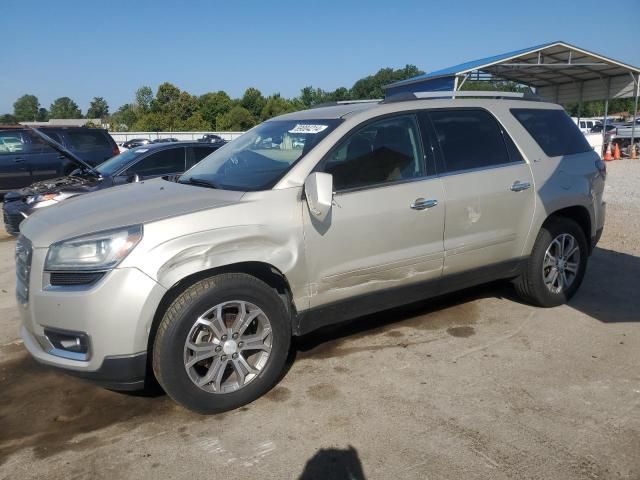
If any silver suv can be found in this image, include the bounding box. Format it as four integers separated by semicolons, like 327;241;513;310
16;93;606;413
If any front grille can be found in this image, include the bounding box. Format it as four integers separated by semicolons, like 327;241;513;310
49;272;105;286
4;210;23;235
15;235;33;304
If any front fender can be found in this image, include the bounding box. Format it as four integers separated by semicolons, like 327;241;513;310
135;223;307;310
154;225;299;286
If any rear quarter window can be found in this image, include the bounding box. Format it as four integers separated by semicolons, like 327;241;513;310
511;108;592;157
64;130;112;150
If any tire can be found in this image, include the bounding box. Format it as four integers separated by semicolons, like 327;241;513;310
152;273;291;414
514;217;588;307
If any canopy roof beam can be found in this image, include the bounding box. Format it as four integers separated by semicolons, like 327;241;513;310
489;65;591;84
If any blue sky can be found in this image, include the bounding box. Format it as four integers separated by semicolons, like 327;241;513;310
2;0;639;114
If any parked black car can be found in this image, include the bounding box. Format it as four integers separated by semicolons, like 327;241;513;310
590;124;617;134
3;133;221;235
0;126;118;194
122;138;152;149
198;134;226;145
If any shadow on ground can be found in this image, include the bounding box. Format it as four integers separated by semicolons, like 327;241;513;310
295;280;514;359
569;247;639;323
298;445;366;480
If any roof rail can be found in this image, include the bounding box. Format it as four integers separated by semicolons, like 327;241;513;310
311;99;381;109
382;90;541;104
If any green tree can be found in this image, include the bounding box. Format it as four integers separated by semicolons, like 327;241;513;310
36;108;49;122
110;103;138;131
328;87;350;102
13;94;40;121
351;65;424;99
261;94;298;120
152;82;181;112
170;91;198;123
87;97;109;119
299;86;329;107
135;86;153;113
198;91;233;128
131;112;170;131
0;114;18;124
49;97;82;119
216;106;256;131
460;80;527;93
177;112;210;131
240;88;266;119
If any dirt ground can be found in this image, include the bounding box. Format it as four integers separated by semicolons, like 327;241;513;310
0;160;638;480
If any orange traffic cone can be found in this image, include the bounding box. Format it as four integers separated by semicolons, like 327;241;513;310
613;142;621;160
604;142;613;161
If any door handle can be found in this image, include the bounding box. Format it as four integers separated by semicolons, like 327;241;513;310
510;181;531;192
410;198;438;210
13;157;25;163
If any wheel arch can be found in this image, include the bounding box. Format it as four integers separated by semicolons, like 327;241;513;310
146;261;297;360
544;205;592;253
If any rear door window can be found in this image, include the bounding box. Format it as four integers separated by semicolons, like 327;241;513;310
427;109;512;174
511;108;592;157
126;147;186;176
188;146;215;169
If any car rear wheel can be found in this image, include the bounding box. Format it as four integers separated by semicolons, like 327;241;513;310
514;217;588;307
152;273;291;414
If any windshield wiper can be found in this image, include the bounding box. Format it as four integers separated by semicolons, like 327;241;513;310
179;177;220;189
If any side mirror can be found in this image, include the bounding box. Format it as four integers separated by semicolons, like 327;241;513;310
304;172;333;222
127;173;140;183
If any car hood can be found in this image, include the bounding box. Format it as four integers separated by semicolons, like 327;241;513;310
21;178;245;247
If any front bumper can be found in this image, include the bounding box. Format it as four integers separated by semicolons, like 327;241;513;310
22;326;147;390
19;246;167;388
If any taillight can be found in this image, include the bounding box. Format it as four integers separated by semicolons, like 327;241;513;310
112;146;120;156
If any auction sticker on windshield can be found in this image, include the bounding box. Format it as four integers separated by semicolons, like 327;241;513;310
288;124;328;134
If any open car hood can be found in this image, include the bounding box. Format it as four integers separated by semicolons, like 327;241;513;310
28;127;102;177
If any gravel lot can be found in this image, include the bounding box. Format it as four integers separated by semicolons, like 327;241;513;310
0;160;639;479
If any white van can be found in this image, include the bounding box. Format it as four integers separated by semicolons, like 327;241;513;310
571;117;600;134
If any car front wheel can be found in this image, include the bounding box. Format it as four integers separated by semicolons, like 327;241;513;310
152;273;291;414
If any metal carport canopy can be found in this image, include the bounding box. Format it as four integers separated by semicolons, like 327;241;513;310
385;41;640;104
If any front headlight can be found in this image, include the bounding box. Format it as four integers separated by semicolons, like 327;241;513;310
27;192;77;209
45;225;143;271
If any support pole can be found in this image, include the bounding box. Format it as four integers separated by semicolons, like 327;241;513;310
577;82;584;130
602;78;611;151
452;76;459;99
631;73;639;154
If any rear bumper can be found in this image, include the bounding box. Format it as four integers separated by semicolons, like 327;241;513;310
591;227;604;251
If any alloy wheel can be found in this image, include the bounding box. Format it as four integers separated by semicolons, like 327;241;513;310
542;233;581;294
183;300;272;394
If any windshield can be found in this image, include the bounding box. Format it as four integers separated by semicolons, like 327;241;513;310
96;148;148;176
179;119;341;191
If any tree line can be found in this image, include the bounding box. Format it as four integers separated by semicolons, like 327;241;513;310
2;66;637;131
0;65;424;131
